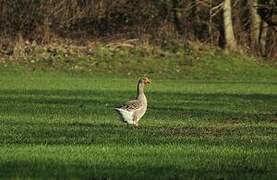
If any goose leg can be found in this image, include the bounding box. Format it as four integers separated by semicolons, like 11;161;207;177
133;115;139;127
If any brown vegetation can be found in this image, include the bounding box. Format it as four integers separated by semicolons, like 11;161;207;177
0;0;276;60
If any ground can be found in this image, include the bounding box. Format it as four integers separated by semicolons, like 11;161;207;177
0;68;276;179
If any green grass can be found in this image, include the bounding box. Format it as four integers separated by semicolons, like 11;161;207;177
0;68;276;179
3;42;277;81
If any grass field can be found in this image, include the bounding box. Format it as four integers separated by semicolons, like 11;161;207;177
0;69;276;179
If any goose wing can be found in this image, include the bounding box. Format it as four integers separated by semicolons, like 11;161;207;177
117;100;143;112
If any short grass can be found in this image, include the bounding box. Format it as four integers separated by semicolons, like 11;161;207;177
0;69;276;179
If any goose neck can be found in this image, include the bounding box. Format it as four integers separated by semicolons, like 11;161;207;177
136;82;144;98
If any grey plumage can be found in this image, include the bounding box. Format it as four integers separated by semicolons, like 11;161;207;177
114;77;151;127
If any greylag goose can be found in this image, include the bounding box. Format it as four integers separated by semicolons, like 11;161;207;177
114;77;151;127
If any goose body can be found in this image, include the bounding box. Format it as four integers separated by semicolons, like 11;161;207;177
115;77;151;126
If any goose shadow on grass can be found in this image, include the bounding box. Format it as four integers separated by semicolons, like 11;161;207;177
0;89;276;121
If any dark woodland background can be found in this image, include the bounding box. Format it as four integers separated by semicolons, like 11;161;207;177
0;0;276;60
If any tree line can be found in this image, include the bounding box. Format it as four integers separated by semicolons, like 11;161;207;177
0;0;276;59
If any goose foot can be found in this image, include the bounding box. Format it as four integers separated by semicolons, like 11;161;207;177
134;123;139;127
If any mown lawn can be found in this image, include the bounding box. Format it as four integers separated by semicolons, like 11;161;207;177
0;70;276;179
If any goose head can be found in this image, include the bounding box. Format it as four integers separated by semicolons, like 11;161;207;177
137;77;151;96
139;77;151;85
